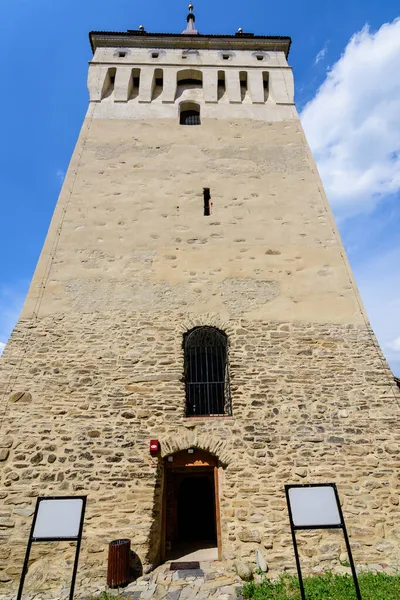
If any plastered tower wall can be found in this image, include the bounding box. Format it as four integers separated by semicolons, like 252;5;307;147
1;26;400;595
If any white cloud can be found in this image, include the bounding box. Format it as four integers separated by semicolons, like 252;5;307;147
353;246;400;375
314;43;328;65
301;18;400;218
388;336;400;352
301;19;400;376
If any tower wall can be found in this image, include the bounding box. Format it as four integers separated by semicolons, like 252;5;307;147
1;34;400;596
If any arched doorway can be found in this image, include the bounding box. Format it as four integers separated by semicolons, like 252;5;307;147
161;449;222;562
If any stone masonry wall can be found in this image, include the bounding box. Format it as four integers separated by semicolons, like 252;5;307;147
1;313;400;593
1;114;400;595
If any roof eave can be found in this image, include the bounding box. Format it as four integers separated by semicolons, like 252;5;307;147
89;31;292;58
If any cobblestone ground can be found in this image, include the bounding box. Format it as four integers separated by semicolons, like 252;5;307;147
81;562;243;600
0;562;243;600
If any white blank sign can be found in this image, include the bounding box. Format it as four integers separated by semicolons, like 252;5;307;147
288;486;341;527
33;499;83;539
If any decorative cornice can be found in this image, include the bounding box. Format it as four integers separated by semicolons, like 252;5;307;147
89;31;292;58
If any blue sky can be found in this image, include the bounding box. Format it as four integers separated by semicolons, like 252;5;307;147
0;1;399;374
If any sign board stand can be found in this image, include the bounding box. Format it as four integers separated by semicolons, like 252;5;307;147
17;496;87;600
285;484;362;600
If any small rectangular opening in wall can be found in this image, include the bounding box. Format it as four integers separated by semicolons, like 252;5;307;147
152;52;159;58
217;70;226;101
222;54;230;60
152;68;164;100
263;72;269;102
203;188;211;216
256;55;264;61
129;68;141;100
119;52;126;58
239;71;248;101
101;67;117;99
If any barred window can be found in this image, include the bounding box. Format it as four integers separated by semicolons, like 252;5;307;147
184;326;232;417
180;108;201;126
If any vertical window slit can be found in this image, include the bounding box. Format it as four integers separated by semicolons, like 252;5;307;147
203;188;211;216
129;68;141;100
152;68;164;100
218;70;226;101
263;72;269;102
239;71;248;101
101;67;117;100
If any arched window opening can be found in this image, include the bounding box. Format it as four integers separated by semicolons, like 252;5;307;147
239;71;248;102
179;101;201;126
176;70;203;101
217;70;226;101
177;69;203;88
128;68;141;100
101;67;116;100
263;72;269;102
152;68;164;100
184;326;231;417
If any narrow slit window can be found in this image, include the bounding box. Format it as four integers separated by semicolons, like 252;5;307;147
203;188;211;216
152;68;164;100
239;71;248;101
217;70;226;101
263;71;269;102
101;67;116;100
129;68;141;100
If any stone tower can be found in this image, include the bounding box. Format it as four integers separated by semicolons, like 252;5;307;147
1;6;400;595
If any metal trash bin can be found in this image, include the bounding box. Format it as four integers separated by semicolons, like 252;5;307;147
107;538;131;587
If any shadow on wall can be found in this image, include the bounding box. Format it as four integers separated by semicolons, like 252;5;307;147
129;549;143;581
146;458;165;570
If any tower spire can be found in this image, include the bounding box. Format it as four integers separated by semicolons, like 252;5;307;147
182;3;199;35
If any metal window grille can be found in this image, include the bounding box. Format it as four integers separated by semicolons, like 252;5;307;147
184;327;232;417
180;110;201;126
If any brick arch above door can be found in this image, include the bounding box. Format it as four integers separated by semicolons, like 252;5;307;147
159;430;232;467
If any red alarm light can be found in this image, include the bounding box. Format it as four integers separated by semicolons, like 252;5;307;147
150;439;159;454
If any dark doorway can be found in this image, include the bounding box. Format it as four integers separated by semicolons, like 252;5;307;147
177;474;216;542
162;449;221;562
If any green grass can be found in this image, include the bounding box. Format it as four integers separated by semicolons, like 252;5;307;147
242;572;400;600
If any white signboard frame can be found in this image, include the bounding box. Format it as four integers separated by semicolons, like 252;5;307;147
17;496;87;600
33;498;84;540
287;485;342;528
285;484;362;600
